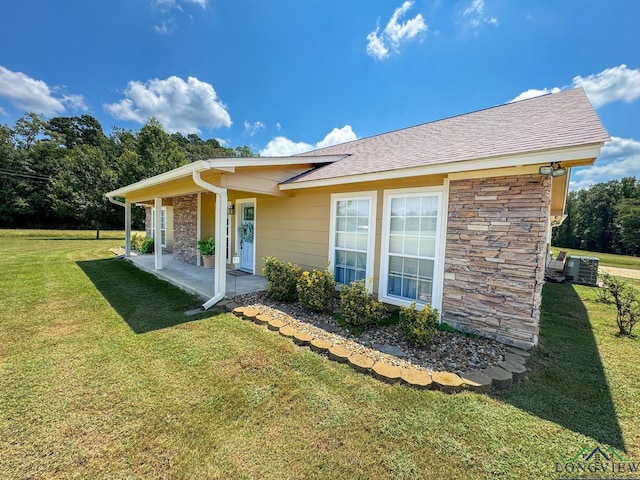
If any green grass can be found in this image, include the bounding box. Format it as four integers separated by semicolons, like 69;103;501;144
551;245;640;270
1;230;639;479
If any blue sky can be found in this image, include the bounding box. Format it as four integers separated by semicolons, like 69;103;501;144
0;0;638;190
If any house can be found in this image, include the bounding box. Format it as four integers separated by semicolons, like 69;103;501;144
105;88;609;349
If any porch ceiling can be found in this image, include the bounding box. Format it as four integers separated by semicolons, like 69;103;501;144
550;169;571;219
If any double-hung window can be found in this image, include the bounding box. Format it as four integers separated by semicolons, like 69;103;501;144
151;207;167;247
329;192;376;289
380;188;444;308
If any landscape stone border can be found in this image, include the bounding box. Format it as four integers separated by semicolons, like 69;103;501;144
225;302;530;393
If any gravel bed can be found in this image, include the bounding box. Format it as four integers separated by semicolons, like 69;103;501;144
234;291;507;374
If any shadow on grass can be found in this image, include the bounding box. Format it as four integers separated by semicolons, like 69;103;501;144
77;257;214;333
495;282;626;451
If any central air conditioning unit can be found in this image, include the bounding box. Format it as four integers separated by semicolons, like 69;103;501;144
564;256;599;286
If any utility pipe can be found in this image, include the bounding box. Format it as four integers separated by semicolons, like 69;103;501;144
154;197;162;270
192;170;228;309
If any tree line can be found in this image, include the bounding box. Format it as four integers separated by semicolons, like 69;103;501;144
0;113;256;231
1;113;638;256
552;177;640;256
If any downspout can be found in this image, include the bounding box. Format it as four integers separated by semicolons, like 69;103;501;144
107;195;131;257
192;170;227;309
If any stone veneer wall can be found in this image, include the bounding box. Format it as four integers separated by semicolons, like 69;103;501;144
442;174;552;349
172;194;198;265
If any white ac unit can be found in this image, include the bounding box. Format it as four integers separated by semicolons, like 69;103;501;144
564;256;599;286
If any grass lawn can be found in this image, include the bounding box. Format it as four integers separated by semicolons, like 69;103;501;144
550;245;640;271
1;230;639;479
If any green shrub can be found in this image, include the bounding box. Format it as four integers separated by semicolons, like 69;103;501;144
339;280;385;329
399;302;439;347
263;256;301;302
436;322;461;334
297;268;336;312
139;237;155;255
197;236;215;256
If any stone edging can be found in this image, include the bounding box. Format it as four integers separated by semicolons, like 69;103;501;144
221;301;530;393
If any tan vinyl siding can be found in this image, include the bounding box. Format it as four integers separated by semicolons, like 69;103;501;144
200;192;215;239
165;207;174;250
250;175;446;288
257;191;331;272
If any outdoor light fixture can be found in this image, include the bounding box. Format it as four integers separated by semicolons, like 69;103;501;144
227;203;235;215
539;163;567;177
551;166;567;177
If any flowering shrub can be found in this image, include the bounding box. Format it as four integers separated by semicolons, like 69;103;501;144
339;280;385;328
399;302;439;347
297;268;336;312
263;256;301;302
131;233;145;251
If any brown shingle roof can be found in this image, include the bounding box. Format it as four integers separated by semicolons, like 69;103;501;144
290;88;609;183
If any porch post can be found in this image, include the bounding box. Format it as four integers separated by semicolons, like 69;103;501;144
192;171;227;308
124;201;131;257
196;192;202;266
154;197;163;270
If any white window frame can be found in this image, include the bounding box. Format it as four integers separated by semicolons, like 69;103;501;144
328;191;377;291
151;207;167;248
378;186;447;311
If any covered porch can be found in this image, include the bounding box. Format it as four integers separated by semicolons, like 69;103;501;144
106;157;341;310
128;253;267;300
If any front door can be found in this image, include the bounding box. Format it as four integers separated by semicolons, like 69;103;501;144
238;200;255;273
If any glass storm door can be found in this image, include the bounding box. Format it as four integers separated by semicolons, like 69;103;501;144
238;201;255;272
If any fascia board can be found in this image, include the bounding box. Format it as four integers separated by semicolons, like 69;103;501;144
105;161;209;198
105;155;345;198
279;143;605;191
204;155;346;168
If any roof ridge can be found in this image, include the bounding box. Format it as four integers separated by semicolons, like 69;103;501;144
296;88;587;157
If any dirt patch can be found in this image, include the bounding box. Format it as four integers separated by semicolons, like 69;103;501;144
599;266;640;280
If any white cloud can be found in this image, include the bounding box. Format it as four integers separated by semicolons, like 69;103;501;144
510;87;561;103
154;20;172;34
0;66;87;115
151;0;205;34
366;29;389;60
104;75;231;134
244;120;265;136
260;125;357;157
463;0;498;29
153;0;205;10
316;125;358;149
366;1;427;60
572;64;640;108
260;137;313;157
276;122;282;131
154;0;177;10
61;94;88;111
186;0;206;8
570;136;640;191
510;65;640;108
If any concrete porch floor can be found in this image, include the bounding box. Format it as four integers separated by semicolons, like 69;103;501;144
127;254;267;302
